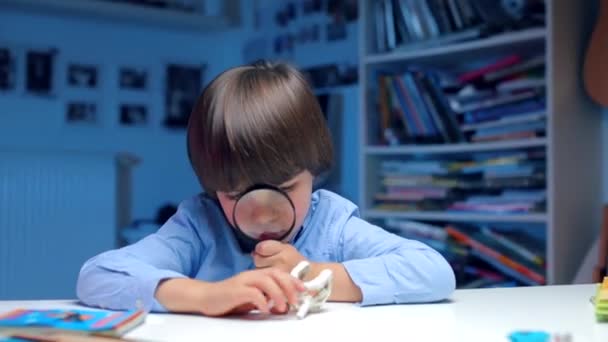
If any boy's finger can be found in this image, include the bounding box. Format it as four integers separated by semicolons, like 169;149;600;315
270;305;289;315
252;253;277;269
249;274;288;312
229;303;257;315
241;288;269;314
255;240;285;257
269;269;305;306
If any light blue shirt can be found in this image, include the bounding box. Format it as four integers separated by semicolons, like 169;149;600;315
77;190;455;312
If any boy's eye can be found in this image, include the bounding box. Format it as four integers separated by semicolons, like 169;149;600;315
226;192;241;201
280;184;296;193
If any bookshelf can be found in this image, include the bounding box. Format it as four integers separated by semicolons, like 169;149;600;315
366;137;547;154
358;0;603;288
364;210;548;224
365;27;547;65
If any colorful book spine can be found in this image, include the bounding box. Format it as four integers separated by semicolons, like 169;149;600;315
446;226;546;285
480;228;544;267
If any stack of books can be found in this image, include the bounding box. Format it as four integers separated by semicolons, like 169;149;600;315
373;149;546;214
384;219;546;287
374;53;546;146
373;0;545;52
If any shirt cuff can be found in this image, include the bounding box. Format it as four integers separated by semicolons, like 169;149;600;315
342;258;396;306
137;269;187;312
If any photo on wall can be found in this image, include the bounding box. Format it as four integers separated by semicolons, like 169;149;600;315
0;47;15;90
302;0;323;14
119;67;148;90
120;104;148;126
67;63;98;88
164;63;205;129
65;101;98;126
26;49;56;95
326;21;347;41
328;0;358;22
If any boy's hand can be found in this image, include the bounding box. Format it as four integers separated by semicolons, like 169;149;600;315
155;269;305;317
253;240;306;273
198;268;306;316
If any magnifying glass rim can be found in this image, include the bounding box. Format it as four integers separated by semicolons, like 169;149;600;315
231;183;297;241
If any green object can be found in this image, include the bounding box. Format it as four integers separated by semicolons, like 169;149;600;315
595;280;608;322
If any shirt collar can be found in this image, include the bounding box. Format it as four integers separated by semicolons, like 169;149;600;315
289;190;319;244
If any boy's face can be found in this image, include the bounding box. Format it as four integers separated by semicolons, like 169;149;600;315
216;170;314;243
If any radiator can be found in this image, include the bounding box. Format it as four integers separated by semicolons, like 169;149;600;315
0;150;122;300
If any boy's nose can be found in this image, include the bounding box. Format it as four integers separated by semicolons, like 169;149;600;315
251;208;280;227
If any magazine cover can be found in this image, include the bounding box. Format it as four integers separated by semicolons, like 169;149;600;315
0;308;145;338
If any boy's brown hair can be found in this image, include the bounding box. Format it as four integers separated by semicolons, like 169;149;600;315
187;60;334;195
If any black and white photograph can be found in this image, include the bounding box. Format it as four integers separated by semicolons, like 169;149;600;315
26;50;55;94
273;34;295;54
302;0;323;14
119;67;148;90
285;2;297;21
326;20;347;41
296;24;321;43
67;63;98;88
164;63;204;129
328;0;358;22
65;101;98;125
120;104;148;126
0;47;15;90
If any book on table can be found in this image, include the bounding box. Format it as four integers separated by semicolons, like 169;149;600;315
0;308;146;339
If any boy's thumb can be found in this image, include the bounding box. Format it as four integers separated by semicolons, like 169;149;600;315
255;240;284;256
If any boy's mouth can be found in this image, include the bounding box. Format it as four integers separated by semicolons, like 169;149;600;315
259;232;285;240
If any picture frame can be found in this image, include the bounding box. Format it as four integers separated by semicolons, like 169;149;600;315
0;47;16;91
163;63;205;129
119;67;148;90
120;104;148;126
326;21;347;41
67;63;98;88
302;0;323;14
65;101;98;126
26;49;57;95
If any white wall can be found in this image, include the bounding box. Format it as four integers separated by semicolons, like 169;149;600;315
0;9;221;220
0;1;360;222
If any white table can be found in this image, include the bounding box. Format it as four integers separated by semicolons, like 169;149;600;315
1;284;607;342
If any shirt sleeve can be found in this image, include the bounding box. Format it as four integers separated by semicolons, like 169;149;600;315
339;215;455;306
76;201;204;312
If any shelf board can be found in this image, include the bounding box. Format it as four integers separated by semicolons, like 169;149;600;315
364;210;547;223
364;27;547;65
365;138;547;155
0;0;238;31
313;83;359;95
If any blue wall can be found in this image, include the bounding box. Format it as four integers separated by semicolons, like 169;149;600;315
0;1;360;224
0;8;211;220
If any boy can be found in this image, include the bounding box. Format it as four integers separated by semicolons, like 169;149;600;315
77;61;455;316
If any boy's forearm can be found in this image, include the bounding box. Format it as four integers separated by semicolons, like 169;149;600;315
309;262;362;302
155;278;208;313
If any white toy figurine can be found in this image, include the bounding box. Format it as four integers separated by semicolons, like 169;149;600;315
290;260;333;319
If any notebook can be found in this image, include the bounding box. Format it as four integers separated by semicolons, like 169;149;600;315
0;308;146;338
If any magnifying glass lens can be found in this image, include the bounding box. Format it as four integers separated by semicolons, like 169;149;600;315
233;187;296;241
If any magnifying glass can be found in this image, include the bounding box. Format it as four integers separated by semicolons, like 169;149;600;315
231;184;297;253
